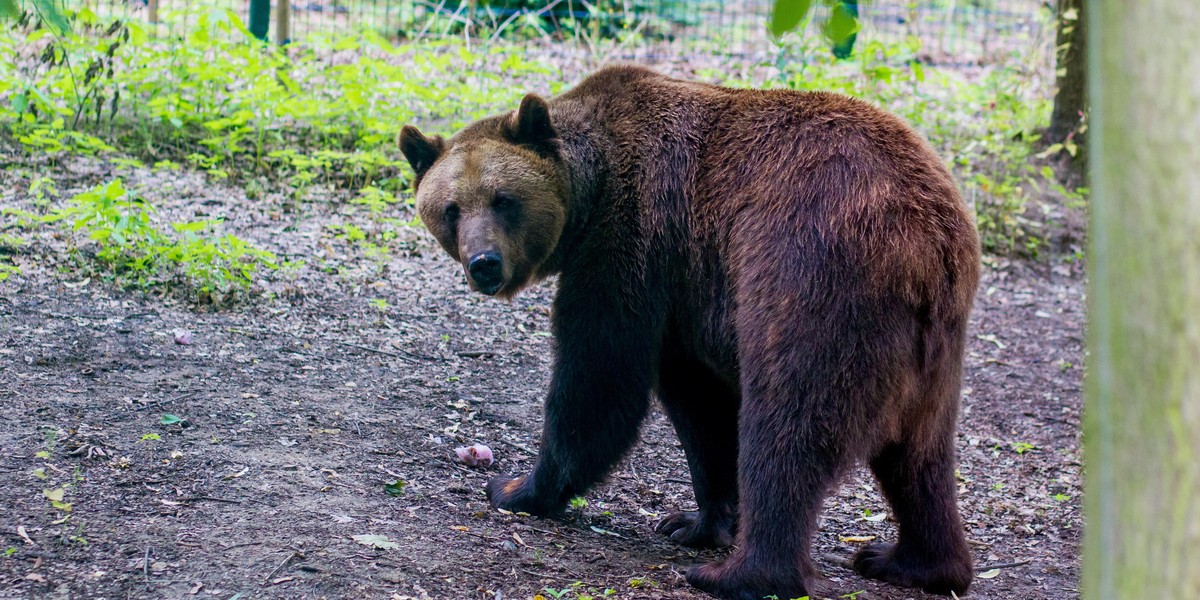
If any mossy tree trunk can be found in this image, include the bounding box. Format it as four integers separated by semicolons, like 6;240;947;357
1084;0;1200;598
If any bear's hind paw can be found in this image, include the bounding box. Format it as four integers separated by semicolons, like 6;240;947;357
853;542;972;596
655;510;735;548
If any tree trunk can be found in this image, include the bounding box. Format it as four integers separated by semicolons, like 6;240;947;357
274;0;291;45
1084;1;1200;598
1048;0;1086;143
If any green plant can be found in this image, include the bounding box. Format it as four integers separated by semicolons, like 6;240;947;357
22;178;281;302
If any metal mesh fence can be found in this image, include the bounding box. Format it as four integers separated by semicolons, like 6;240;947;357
68;0;1053;64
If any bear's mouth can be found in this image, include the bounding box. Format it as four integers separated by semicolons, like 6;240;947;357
476;281;503;296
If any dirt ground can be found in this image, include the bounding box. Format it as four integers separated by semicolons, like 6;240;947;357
0;151;1085;600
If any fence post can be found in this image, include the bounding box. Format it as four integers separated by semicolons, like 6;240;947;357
275;0;290;44
248;0;270;41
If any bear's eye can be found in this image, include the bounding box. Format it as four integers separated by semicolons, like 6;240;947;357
444;203;460;224
492;192;519;212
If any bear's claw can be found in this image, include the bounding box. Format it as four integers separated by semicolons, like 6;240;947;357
655;510;735;548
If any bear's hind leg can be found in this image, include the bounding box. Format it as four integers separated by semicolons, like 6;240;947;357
654;353;739;548
853;372;973;595
686;336;865;600
686;389;848;600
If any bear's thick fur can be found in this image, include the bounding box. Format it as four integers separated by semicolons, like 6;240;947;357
400;65;979;600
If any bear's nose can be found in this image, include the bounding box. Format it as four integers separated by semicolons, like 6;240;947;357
468;252;504;294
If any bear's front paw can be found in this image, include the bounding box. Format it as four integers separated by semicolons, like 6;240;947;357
686;556;809;600
484;474;556;516
655;510;735;548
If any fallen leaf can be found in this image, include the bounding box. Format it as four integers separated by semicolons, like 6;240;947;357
24;573;45;582
449;525;468;532
977;569;1001;579
352;534;399;550
975;333;1006;350
43;488;64;502
160;414;183;425
271;576;295;585
173;329;193;345
864;512;888;522
17;526;34;545
590;526;623;538
384;480;406;496
840;535;877;543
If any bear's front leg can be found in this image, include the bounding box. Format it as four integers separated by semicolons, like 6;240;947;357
485;277;662;516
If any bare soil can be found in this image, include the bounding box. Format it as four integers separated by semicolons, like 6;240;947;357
0;152;1084;600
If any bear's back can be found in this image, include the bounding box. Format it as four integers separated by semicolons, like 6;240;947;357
572;67;978;320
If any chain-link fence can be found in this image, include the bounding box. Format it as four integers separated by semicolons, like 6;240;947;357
70;0;1053;64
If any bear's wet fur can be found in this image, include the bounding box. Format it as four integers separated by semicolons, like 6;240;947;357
400;65;979;599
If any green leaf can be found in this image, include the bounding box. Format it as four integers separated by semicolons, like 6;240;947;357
383;480;406;496
160;414;183;425
31;0;71;36
768;0;814;38
823;1;862;45
12;92;27;115
0;0;19;19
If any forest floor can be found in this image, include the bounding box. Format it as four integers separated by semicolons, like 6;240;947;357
0;133;1085;600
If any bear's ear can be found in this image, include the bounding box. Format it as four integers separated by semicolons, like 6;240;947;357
398;125;444;176
510;93;557;146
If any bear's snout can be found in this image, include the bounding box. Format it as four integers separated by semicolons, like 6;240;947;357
467;251;504;295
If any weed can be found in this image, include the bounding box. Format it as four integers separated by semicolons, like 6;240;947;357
21;179;280;303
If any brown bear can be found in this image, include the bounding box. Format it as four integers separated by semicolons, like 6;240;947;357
399;65;978;600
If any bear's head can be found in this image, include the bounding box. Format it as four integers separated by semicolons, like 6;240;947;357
399;94;568;300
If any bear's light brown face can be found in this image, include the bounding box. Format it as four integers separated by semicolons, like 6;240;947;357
414;140;566;298
399;94;566;300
